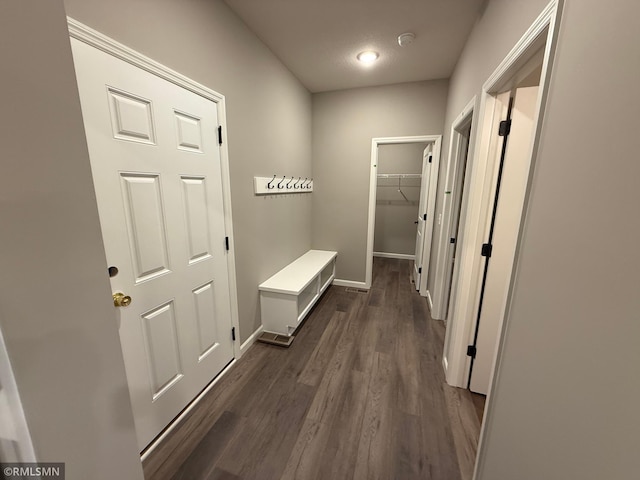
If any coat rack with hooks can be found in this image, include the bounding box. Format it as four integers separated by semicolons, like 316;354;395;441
254;175;313;195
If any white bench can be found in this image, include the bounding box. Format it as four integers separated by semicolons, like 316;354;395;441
259;250;337;336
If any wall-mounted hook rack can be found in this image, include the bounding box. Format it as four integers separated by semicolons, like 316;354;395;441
254;175;313;195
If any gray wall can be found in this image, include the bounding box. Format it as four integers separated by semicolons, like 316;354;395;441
476;1;640;478
312;80;448;282
0;1;143;478
64;0;313;343
374;144;425;256
426;0;550;299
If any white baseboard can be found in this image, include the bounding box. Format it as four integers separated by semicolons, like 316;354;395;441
240;325;264;355
332;279;369;289
426;290;434;312
373;252;415;260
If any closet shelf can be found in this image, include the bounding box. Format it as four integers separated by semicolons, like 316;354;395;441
376;173;421;179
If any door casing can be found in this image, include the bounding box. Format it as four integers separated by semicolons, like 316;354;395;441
68;17;242;460
366;135;442;294
442;1;560;393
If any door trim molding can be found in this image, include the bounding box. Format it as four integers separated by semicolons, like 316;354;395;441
437;2;563;479
67;17;242;366
68;18;224;103
67;17;242;359
444;0;560;390
67;18;243;357
434;97;476;378
431;96;477;322
366;135;442;291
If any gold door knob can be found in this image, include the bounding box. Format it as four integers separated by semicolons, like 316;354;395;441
113;292;132;307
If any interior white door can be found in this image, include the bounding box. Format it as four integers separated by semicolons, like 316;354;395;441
443;127;471;318
469;86;540;394
71;39;235;449
413;145;433;287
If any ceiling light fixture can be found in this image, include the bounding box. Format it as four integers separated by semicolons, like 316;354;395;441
357;51;379;64
398;32;415;47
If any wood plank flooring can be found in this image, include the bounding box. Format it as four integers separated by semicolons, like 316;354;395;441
143;258;482;480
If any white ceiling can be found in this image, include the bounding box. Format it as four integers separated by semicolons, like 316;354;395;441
224;0;487;93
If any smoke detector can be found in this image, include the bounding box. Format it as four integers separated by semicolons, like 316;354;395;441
398;32;416;47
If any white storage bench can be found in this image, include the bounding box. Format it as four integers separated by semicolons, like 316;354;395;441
259;250;337;336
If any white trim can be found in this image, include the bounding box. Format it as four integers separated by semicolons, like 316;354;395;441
68;19;223;103
474;4;563;480
425;290;434;312
431;97;477;321
0;326;35;462
482;2;556;94
140;358;237;461
366;135;442;290
417;138;442;296
444;0;558;391
67;18;242;360
240;325;264;354
332;279;369;289
373;252;415;260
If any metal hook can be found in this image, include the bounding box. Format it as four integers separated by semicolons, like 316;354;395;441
277;175;287;189
301;178;308;189
293;177;302;188
286;176;294;189
267;174;276;189
307;178;313;189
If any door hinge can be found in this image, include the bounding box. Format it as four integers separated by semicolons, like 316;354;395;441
225;236;230;251
450;238;456;244
498;119;512;137
231;327;236;341
418;267;422;274
467;345;477;358
218;125;223;145
423;213;427;221
481;243;493;258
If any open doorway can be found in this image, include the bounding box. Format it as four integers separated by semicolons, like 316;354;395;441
434;98;476;329
365;135;442;292
468;72;543;394
373;143;428;264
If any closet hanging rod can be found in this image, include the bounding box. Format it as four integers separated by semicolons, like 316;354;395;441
376;173;421;179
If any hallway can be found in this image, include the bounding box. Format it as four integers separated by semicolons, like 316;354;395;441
144;258;482;480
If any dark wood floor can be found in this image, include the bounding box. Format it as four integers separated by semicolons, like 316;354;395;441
143;258;482;480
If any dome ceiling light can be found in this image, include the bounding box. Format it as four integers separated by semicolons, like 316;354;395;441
357;50;379;65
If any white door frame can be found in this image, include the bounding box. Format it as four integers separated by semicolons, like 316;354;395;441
68;19;240;362
443;0;561;392
0;325;35;462
431;97;477;324
68;18;242;459
436;99;477;376
366;135;442;292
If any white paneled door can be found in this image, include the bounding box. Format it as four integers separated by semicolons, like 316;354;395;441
413;145;433;288
71;39;234;450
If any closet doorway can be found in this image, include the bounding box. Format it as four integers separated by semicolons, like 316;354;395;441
366;135;442;294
